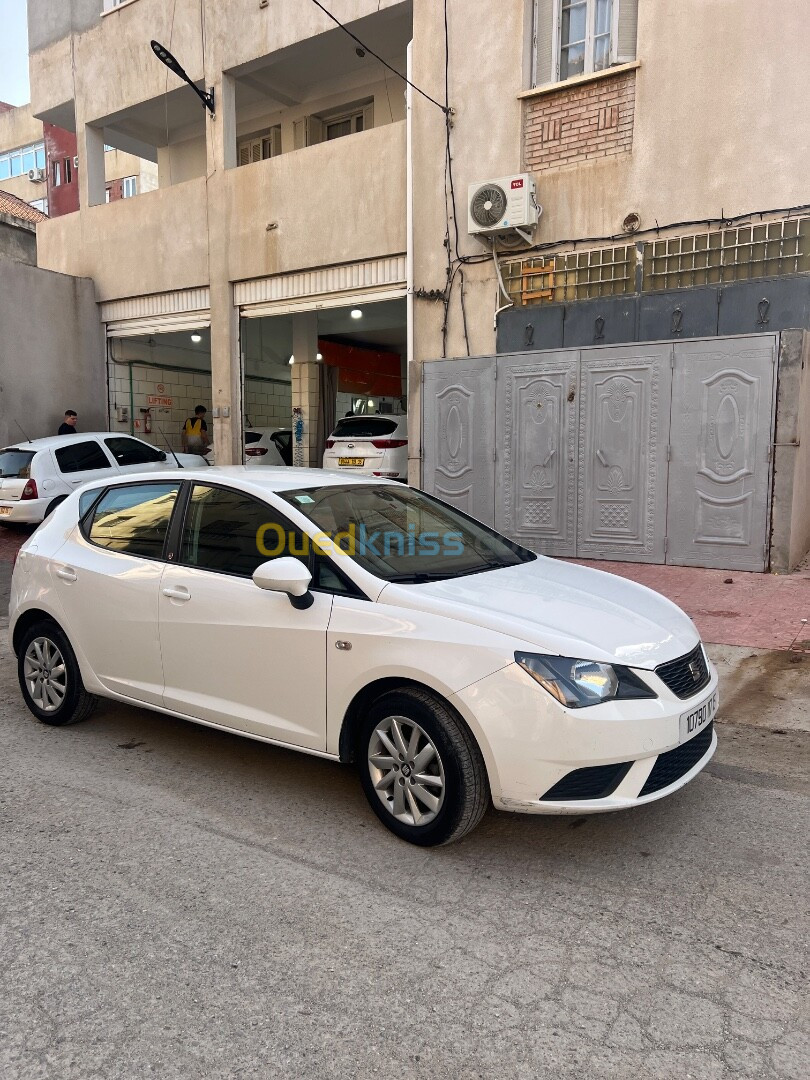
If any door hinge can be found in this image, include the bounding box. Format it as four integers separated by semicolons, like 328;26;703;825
663;536;669;554
767;443;772;461
666;444;672;462
670;349;675;369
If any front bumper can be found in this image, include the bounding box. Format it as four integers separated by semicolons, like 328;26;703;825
0;499;47;524
452;656;719;815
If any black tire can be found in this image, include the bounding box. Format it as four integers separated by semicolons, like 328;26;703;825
44;496;67;518
17;620;98;727
359;688;489;846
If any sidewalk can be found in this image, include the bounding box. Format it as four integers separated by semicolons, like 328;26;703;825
567;560;810;651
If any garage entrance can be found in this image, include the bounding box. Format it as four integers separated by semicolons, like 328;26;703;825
422;334;778;572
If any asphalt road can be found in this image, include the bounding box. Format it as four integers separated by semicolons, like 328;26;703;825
1;578;808;1078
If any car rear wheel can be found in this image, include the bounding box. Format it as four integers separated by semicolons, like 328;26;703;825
17;621;97;727
359;689;489;846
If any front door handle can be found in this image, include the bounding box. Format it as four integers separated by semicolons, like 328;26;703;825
162;586;191;602
56;566;77;582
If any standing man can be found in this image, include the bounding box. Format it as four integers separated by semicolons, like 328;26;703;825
182;405;210;454
58;410;78;435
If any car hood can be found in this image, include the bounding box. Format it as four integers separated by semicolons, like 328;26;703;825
377;557;699;668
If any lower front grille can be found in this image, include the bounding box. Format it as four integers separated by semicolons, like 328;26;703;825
540;760;633;801
639;723;714;797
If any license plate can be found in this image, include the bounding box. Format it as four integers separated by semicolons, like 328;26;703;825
338;457;365;467
679;690;717;743
0;506;12;516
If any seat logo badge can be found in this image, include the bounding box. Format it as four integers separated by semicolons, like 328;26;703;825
689;660;702;681
401;763;412;778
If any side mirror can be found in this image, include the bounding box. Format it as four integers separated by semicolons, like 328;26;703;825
158;451;167;462
252;557;314;609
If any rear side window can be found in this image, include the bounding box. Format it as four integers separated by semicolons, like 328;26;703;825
55;441;110;475
0;450;35;478
104;437;164;466
181;484;304;578
331;417;397;439
244;432;263;445
87;482;181;560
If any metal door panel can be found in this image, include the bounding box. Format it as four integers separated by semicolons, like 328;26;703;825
496;305;565;353
577;344;672;562
422;356;496;525
667;337;776;570
638;287;719;342
718;278;810;336
495;353;579;556
562;297;638;348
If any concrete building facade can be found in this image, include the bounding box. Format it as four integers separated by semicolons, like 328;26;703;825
21;0;810;492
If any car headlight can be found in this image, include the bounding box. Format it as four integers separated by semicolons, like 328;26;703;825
515;653;657;709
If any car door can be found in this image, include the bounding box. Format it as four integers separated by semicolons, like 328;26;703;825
158;481;331;750
103;436;170;475
51;439;117;493
50;480;182;705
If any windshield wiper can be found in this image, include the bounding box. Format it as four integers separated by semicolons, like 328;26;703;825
386;571;454;584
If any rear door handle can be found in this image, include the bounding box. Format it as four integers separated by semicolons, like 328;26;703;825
162;586;191;602
56;566;77;582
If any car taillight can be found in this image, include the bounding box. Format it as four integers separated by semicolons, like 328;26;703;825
371;439;408;449
21;479;38;501
245;447;268;457
325;439;335;449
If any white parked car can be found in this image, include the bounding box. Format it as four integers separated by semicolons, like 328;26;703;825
322;414;408;480
244;428;290;467
9;469;718;846
0;434;207;525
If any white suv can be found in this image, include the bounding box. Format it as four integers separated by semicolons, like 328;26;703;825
322;415;408;480
0;433;207;524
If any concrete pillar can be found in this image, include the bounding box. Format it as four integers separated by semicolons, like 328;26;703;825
290;312;320;467
204;72;242;463
83;123;106;207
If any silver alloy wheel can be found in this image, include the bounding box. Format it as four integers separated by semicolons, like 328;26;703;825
23;637;68;714
367;715;446;826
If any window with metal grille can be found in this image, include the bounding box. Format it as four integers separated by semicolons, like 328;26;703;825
503;245;635;304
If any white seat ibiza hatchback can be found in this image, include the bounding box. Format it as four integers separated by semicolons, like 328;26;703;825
9;469;719;845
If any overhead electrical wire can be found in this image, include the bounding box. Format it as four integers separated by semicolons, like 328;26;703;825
306;0;450;114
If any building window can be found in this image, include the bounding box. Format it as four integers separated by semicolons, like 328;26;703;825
120;176;137;198
0;142;45;180
52;161;61;186
237;127;281;167
533;0;638;86
293;100;373;150
29;198;48;215
64;158;72;184
105;187;112;203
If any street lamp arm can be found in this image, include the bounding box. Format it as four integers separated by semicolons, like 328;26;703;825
150;40;215;116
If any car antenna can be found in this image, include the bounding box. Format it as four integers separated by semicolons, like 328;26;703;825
14;420;33;443
152;422;184;468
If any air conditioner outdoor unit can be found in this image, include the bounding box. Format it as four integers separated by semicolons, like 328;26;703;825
73;156;79;169
27;168;46;183
467;173;540;245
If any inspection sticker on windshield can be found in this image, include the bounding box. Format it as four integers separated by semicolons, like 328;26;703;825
293;495;315;504
679;690;717;744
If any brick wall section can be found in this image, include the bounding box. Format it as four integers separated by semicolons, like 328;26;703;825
524;69;636;172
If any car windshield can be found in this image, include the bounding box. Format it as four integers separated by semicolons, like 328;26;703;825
331;417;398;439
0;449;35;478
280;484;536;582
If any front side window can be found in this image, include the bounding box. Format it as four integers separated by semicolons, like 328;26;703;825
55;441;111;475
281;485;536;583
181;484;305;579
104;437;162;466
87;482;180;560
121;176;137;198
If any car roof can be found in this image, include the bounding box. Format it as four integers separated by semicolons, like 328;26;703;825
2;432;142;452
79;466;397;494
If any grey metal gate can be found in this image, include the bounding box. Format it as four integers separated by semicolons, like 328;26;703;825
421;334;777;571
667;337;777;570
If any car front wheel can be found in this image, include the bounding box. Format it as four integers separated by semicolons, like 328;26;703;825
17;621;97;726
359;689;489;846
